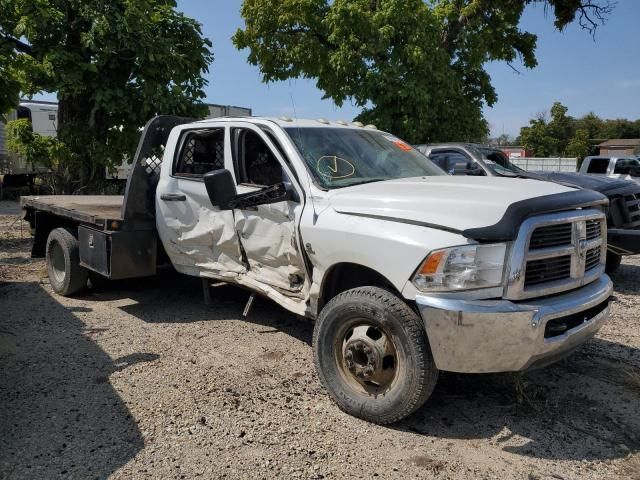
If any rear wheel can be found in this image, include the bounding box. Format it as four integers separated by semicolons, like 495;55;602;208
46;227;88;296
313;287;438;424
605;251;622;274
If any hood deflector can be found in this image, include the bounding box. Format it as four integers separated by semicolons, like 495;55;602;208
463;189;608;242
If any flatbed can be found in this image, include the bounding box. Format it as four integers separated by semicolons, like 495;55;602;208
21;195;124;227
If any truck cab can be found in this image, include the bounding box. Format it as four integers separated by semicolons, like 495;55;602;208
23;118;613;424
580;155;640;184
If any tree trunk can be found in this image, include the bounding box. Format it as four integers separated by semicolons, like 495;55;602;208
57;94;104;193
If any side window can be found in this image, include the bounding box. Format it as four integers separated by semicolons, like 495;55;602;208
430;150;471;173
614;158;640;174
232;128;284;186
174;128;225;178
586;158;610;174
428;152;448;170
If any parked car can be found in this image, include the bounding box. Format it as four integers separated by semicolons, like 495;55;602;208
415;143;640;273
579;155;640;184
22;117;612;424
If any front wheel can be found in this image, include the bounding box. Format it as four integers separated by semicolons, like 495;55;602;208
313;287;438;424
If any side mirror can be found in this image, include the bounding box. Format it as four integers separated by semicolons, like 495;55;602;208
451;161;485;176
630;166;640;177
204;169;297;211
204;169;237;209
448;160;469;175
467;164;486;176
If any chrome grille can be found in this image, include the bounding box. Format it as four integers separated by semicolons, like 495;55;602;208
585;246;601;271
623;193;640;228
524;255;571;286
505;209;607;301
529;224;572;249
586;219;601;240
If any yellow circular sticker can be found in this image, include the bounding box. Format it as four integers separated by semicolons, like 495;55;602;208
316;155;356;179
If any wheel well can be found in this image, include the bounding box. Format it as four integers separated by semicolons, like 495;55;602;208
319;263;399;310
27;211;78;258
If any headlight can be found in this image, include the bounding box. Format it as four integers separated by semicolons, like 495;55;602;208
412;243;506;292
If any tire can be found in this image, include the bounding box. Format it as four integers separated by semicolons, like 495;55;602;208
313;286;438;424
46;227;88;296
605;251;622;274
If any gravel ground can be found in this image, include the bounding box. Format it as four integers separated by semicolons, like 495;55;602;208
1;199;640;480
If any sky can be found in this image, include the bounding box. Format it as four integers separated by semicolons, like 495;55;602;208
34;0;640;138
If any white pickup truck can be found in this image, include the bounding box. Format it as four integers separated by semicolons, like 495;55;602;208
580;155;640;184
22;116;613;424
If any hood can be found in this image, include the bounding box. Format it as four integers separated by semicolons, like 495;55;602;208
521;171;639;195
329;176;575;233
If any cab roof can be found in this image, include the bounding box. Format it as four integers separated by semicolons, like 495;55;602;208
192;116;380;130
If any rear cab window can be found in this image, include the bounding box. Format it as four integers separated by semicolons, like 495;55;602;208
586;158;610;174
174;128;225;178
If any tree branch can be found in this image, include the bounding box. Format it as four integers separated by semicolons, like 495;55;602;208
575;1;616;36
0;32;33;55
506;62;522;75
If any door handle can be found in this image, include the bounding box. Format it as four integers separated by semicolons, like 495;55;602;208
160;193;186;202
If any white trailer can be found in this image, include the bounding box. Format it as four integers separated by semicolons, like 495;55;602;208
0;101;58;196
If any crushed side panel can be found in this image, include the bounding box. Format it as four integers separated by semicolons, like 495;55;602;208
163;205;246;278
234;201;307;296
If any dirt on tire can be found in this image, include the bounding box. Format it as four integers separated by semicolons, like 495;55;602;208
1;200;640;479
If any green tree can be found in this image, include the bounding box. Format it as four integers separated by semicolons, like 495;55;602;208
520;102;640;157
573;112;603;139
233;0;613;143
520;117;558;157
0;0;213;191
566;128;591;159
547;102;574;154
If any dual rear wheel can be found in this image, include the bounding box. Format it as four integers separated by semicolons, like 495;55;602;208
46;227;89;296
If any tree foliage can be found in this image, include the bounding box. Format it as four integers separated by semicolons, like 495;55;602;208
0;0;213;190
233;0;614;143
519;117;558;157
565;128;590;159
519;101;640;158
6;118;77;193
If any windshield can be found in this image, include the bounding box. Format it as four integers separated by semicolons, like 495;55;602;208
284;127;445;189
475;147;526;177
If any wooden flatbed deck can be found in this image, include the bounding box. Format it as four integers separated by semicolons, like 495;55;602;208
21;195;124;226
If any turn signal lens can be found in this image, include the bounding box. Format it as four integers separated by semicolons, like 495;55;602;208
418;250;446;275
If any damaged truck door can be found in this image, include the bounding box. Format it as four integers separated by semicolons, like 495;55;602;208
158;120;309;308
156;125;247;278
228;124;307;296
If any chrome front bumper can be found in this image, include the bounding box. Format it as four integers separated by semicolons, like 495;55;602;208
415;275;613;373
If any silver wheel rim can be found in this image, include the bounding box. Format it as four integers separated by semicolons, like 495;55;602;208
335;321;400;395
50;241;66;283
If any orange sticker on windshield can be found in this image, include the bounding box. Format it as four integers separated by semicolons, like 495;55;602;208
393;140;412;152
